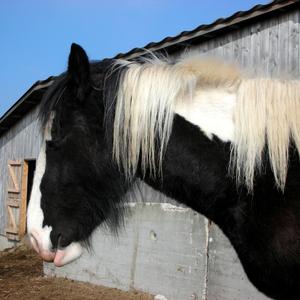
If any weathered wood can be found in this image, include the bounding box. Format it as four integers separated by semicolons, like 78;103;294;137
262;16;275;76
187;10;300;79
6;233;19;241
5;160;23;240
8;160;22;166
259;20;270;77
0;105;42;235
289;9;300;78
7;163;20;193
19;160;28;238
7;206;17;233
250;22;261;75
278;13;289;77
5;226;18;234
6;199;20;208
7;189;21;194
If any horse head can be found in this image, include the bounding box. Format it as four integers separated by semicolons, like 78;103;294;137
27;44;129;266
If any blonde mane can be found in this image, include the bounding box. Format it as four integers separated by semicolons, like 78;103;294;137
112;54;300;191
232;78;300;191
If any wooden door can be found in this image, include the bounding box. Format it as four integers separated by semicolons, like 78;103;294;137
5;160;28;241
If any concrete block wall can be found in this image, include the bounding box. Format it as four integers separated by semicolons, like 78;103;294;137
44;185;271;300
45;203;208;299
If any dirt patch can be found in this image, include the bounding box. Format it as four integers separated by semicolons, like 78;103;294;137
0;245;153;300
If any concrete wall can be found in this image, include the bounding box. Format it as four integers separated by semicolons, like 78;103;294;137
45;201;207;300
44;187;269;300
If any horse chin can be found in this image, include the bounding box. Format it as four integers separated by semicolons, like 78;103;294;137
53;242;83;267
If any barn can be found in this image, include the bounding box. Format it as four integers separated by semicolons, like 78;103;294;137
0;0;299;299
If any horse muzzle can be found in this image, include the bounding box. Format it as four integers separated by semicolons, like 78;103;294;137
29;228;83;267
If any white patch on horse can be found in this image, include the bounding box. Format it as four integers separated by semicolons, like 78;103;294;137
175;88;236;141
27;125;51;249
27;112;83;266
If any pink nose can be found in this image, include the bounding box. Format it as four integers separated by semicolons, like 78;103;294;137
30;230;56;262
29;229;83;266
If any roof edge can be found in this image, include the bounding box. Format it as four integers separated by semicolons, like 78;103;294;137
115;0;299;60
0;77;54;135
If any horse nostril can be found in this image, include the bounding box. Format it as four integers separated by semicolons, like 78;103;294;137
50;228;75;250
50;230;62;249
50;244;57;252
56;234;71;250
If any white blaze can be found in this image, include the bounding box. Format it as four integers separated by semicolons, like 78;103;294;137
27;140;52;250
27;112;83;266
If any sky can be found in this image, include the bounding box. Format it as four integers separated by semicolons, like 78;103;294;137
0;0;270;117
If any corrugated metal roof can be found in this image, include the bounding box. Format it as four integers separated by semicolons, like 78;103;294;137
0;0;299;137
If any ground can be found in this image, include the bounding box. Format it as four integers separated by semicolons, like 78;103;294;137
0;245;153;300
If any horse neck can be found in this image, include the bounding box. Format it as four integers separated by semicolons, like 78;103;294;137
140;114;234;220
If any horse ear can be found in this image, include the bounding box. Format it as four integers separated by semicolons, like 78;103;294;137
67;43;90;100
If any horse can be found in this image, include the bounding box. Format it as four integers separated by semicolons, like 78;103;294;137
27;43;300;299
